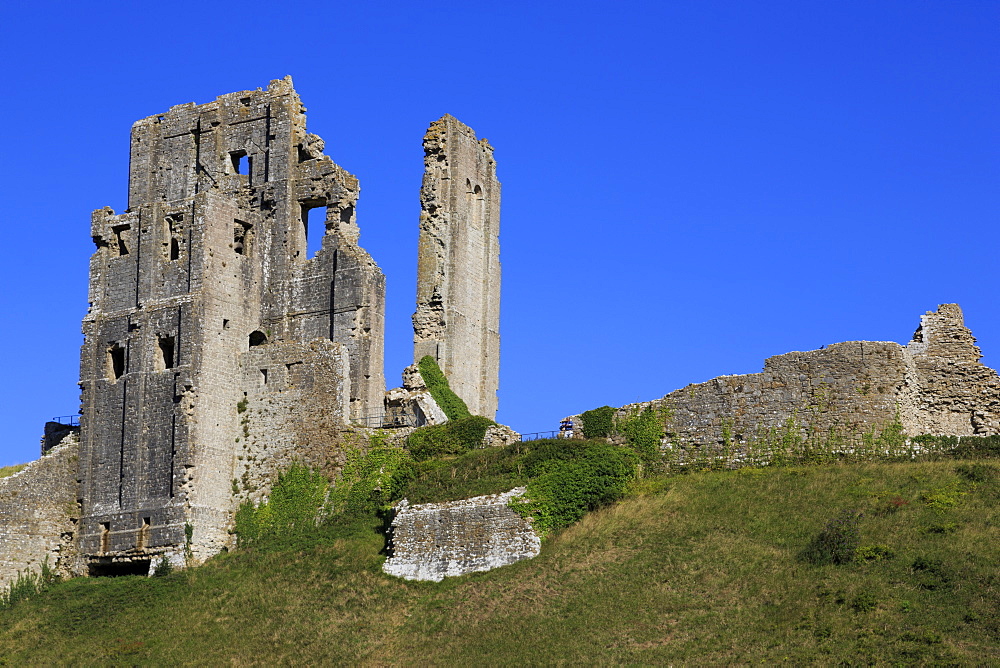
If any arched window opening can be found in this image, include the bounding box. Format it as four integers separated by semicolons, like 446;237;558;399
249;330;267;347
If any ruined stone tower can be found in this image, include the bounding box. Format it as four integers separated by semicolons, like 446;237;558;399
412;116;501;418
77;77;385;572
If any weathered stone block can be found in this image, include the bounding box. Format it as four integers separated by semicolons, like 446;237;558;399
384;488;539;582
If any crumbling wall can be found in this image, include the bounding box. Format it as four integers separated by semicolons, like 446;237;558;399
0;439;80;586
232;340;361;505
412;115;501;419
77;77;385;570
571;305;1000;449
383;488;539;582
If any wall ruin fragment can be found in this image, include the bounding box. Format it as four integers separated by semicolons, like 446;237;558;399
571;304;1000;450
412;115;501;419
383;488;539;582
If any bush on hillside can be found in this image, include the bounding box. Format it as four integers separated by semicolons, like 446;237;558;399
510;440;638;536
801;510;862;565
406;416;496;462
417;355;472;420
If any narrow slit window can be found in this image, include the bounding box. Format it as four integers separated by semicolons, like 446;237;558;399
100;522;110;553
138;517;150;550
300;203;327;259
233;220;252;255
164;214;182;261
230;150;248;175
260;368;268;385
157;336;175;370
108;343;126;380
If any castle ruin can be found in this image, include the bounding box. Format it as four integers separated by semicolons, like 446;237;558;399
0;78;502;581
1;79;999;587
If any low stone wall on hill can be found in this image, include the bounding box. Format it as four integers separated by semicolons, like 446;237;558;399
569;304;1000;450
383;488;540;582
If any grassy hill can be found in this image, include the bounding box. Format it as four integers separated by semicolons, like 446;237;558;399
0;455;996;664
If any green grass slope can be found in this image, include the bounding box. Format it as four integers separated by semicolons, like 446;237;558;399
0;460;997;664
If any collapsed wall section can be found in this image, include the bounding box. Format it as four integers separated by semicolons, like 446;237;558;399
413;115;501;419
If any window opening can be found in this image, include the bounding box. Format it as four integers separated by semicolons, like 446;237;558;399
222;319;230;330
297;144;312;163
260;368;268;385
108;343;125;380
164;214;183;261
249;331;267;347
138;517;150;550
88;559;151;577
112;225;130;256
100;522;110;553
233;220;252;255
230;150;249;175
300;203;327;259
157;336;175;370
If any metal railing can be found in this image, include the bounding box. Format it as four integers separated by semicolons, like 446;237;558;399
51;415;81;427
350;413;420;429
516;430;562;441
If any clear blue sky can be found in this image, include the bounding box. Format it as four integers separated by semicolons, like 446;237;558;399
1;1;997;466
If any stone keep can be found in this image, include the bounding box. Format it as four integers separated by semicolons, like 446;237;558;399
77;77;385;572
412;116;501;419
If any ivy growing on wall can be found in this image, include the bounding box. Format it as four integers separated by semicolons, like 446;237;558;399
327;434;415;516
616;406;662;464
233;465;329;546
417;355;472;420
580;406;615;438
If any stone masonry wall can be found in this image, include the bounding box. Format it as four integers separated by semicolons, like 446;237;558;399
0;439;80;587
77;77;385;570
412;115;501;419
383;488;539;582
570;305;1000;450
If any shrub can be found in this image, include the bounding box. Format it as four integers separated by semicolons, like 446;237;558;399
510;440;638;536
233;465;329;546
417;356;472;420
580;406;615;439
852;590;878;612
406;416;495;462
856;544;894;562
955;462;998;483
0;558;56;609
328;438;415;516
152;556;173;577
617;406;662;463
801;510;862;565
